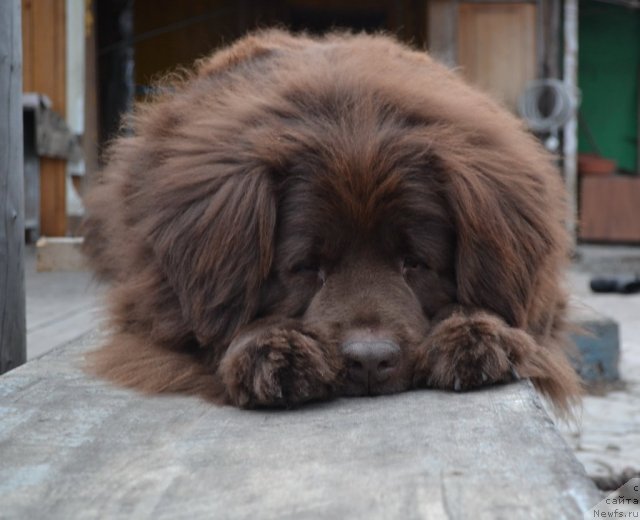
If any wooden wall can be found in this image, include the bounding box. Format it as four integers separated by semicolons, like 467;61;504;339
458;2;537;111
427;0;540;113
580;176;640;242
132;0;428;97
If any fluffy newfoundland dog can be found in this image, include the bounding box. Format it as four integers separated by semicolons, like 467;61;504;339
84;30;581;411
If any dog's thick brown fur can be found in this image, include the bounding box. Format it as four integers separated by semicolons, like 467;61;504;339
84;30;581;411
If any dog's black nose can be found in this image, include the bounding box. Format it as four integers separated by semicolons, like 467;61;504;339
342;340;401;388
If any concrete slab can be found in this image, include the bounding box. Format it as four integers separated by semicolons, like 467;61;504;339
0;332;602;519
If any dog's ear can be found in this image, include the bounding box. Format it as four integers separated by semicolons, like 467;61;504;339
112;32;306;347
438;144;569;328
195;29;311;78
135;165;276;347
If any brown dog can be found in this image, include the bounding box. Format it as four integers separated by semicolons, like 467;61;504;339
83;30;581;411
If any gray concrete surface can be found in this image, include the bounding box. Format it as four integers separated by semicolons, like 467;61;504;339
574;245;640;275
0;332;601;520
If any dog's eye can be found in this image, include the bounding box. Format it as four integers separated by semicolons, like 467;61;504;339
291;263;326;286
291;263;320;274
402;256;428;272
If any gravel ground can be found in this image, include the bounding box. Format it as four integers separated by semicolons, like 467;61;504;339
559;268;640;481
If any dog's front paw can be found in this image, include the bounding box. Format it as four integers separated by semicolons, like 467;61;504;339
415;312;518;391
219;327;338;408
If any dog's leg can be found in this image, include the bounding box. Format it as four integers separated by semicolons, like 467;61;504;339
413;311;581;409
218;321;340;408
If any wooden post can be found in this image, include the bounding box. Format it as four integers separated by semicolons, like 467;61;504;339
538;0;562;79
0;0;27;374
22;0;68;237
563;0;579;243
84;0;100;180
426;0;458;67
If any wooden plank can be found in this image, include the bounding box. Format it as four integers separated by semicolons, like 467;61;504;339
26;304;103;360
83;0;99;182
0;0;27;375
538;0;561;78
0;332;602;518
35;236;87;272
22;0;68;236
579;176;640;242
457;2;537;111
23;244;104;360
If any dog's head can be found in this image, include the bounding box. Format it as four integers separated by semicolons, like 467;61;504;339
257;118;458;395
104;31;569;398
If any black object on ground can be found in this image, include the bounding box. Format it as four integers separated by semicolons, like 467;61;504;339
592;467;640;491
590;275;640;294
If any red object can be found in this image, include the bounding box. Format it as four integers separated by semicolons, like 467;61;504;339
578;153;617;176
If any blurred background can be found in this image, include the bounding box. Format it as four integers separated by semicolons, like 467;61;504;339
2;0;639;486
16;0;640;241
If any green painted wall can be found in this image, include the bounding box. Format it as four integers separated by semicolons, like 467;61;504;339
578;0;639;173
